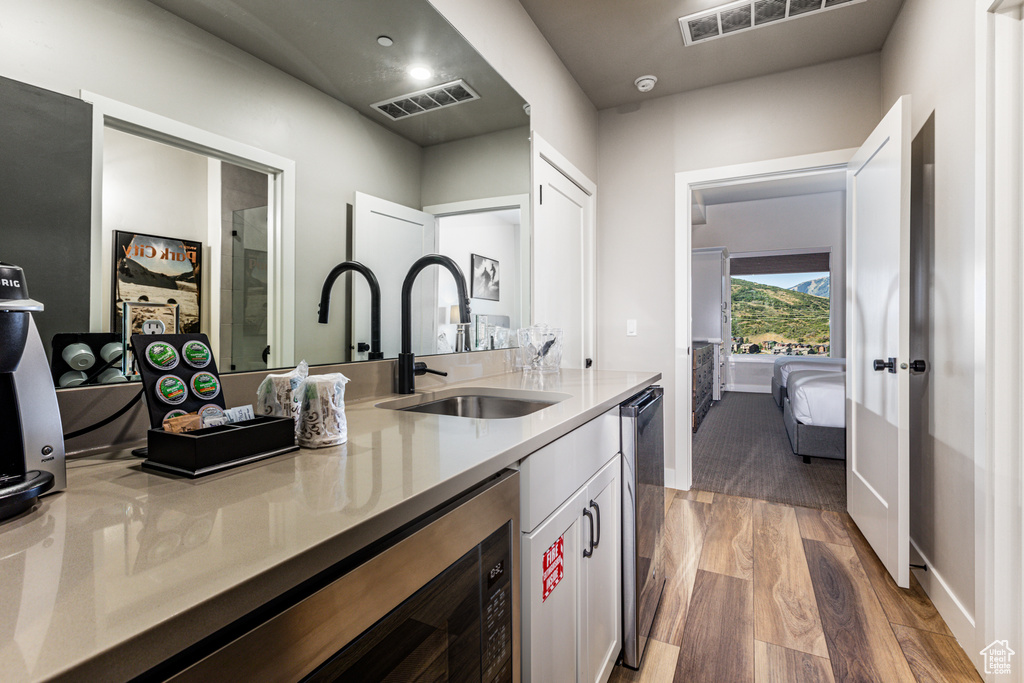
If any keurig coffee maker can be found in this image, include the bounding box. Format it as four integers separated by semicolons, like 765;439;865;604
0;262;66;522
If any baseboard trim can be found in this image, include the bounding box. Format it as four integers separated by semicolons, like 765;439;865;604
725;383;771;394
909;537;979;671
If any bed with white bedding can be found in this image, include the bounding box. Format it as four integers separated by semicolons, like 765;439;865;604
783;369;846;461
771;356;846;408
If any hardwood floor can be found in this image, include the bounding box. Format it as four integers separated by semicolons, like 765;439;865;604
752;501;828;658
609;488;982;683
697;494;753;580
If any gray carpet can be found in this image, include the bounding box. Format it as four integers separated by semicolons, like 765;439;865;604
692;392;846;512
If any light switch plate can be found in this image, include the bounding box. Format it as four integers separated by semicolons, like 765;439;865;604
626;319;637;336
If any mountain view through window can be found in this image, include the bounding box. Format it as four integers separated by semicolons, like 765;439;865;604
731;271;830;356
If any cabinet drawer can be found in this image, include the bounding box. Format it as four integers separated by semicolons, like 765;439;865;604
519;406;619;533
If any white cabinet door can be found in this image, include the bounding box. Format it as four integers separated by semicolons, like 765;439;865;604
522;485;586;683
580;455;621;683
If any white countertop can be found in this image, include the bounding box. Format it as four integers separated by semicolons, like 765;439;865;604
0;368;659;682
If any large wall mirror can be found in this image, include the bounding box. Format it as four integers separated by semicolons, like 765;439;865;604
1;0;530;389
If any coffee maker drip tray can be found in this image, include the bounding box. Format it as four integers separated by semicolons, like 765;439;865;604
0;470;54;522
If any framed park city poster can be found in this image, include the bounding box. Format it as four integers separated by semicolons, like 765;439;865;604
112;231;202;335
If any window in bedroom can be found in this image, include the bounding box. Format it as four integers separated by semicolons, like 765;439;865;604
729;250;830;356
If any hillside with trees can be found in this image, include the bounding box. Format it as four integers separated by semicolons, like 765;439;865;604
731;278;830;348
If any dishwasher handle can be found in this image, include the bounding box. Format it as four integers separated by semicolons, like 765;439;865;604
623;385;663;416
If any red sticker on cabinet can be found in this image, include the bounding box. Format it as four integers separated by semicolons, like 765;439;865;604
542;536;564;602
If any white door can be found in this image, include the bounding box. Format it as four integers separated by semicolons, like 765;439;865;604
352;192;436;360
846;95;912;588
534;158;593;370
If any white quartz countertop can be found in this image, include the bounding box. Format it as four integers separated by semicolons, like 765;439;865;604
0;368;659;682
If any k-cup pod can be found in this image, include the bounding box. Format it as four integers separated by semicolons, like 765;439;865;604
146;341;179;371
98;368;128;384
156;375;188;405
59;370;88;387
198;404;225;420
163;409;189;423
62;342;95;370
190;372;221;400
100;342;124;363
182;340;212;369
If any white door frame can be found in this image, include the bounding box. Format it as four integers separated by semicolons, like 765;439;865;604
81;91;296;368
424;194;532;334
974;0;1024;673
673;149;856;490
532;134;597;366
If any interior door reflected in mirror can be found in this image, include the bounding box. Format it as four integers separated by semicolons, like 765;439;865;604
345;194;527;360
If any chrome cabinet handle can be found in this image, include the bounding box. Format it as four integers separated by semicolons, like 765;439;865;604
590;499;601;549
582;507;595;558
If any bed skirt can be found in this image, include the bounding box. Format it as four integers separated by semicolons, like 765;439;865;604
771;377;786;409
783;397;846;462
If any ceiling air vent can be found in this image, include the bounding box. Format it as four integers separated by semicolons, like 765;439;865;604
679;0;866;46
372;79;479;122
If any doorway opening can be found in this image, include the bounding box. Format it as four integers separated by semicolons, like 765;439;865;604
686;173;848;511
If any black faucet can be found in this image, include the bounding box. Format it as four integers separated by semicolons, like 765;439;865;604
398;254;471;394
317;261;384;360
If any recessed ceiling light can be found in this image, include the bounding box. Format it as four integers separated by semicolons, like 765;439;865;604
377;35;393;47
408;65;433;80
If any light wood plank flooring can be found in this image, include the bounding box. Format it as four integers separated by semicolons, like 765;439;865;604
610;489;982;683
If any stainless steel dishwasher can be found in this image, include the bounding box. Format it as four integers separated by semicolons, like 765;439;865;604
620;385;666;670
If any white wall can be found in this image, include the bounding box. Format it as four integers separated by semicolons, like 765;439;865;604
428;0;599;180
880;0;979;658
695;192;847;358
597;55;881;481
421;126;531;207
102;129;210;331
0;0;423;366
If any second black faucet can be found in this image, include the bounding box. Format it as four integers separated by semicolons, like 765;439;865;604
398;254;471;394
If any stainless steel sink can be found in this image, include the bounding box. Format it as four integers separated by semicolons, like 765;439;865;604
377;387;570;419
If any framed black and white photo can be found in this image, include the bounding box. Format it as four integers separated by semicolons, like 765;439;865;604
471;254;499;301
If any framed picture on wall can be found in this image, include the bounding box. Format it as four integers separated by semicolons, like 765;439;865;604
471;253;499;302
111;231;202;335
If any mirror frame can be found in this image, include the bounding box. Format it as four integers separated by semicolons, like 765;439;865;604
83;91;297;369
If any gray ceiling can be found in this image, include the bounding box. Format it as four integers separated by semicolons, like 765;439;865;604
147;0;528;146
517;0;904;110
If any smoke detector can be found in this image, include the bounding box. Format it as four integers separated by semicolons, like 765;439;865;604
634;75;658;93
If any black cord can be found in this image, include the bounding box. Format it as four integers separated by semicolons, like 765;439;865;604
63;389;145;440
78;352;123;387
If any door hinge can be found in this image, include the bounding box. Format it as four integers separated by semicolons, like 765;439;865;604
585;358;593;368
539;185;543;205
